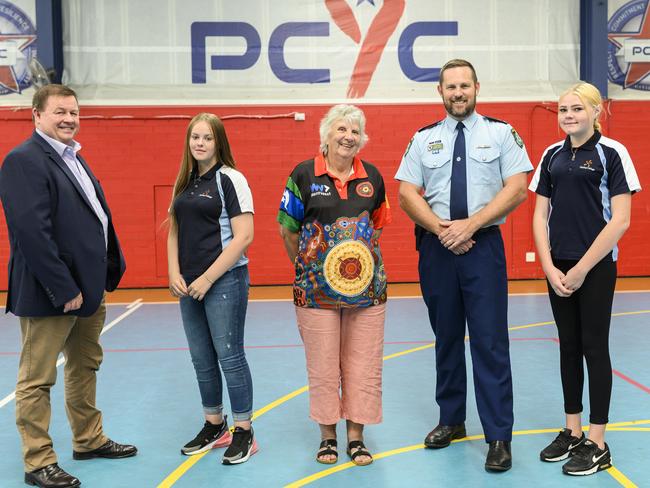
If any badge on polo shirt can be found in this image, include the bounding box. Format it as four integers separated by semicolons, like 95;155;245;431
356;181;374;198
511;128;524;148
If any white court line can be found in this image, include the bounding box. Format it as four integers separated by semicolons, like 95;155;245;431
0;301;143;410
0;303;139;309
0;393;14;409
126;298;143;309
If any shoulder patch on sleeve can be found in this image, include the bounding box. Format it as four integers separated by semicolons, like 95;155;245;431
483;115;507;125
511;128;524;148
417;120;443;132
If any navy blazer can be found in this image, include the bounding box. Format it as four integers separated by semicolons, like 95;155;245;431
0;132;126;317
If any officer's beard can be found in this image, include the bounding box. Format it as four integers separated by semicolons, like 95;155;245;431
444;96;476;119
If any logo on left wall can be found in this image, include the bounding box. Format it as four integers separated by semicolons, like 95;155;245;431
0;0;37;95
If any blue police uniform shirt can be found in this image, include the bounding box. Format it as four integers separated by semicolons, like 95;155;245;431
395;111;533;225
529;131;641;262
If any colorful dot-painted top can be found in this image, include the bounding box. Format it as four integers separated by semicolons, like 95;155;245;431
277;154;391;309
529;131;641;261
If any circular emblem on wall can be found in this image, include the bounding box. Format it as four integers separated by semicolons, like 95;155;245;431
0;1;37;95
356;181;374;198
607;0;650;91
323;240;374;297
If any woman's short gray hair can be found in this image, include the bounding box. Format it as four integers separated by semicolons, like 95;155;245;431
319;104;369;154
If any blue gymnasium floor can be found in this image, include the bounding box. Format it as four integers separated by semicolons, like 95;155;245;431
0;291;649;488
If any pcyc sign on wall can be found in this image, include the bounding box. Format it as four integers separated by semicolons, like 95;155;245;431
191;0;461;99
58;0;581;104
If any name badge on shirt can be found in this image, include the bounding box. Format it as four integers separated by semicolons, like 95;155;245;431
427;140;444;154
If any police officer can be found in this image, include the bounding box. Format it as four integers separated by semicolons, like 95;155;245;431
395;59;532;472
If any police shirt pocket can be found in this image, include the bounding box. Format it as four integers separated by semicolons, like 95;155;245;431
469;147;501;185
421;151;452;194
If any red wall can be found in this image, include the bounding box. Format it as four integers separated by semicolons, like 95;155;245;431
1;100;648;289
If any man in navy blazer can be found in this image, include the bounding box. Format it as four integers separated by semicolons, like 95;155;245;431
0;85;137;488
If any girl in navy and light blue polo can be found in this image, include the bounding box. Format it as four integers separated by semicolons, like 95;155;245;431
168;113;257;465
529;82;641;476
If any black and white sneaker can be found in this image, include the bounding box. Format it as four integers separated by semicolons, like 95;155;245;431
562;439;612;476
181;417;232;456
222;426;259;465
540;428;586;462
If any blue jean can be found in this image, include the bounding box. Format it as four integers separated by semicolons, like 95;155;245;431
179;265;253;421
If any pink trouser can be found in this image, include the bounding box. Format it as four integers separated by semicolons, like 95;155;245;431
295;304;386;425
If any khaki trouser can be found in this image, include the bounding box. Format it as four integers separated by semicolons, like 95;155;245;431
16;299;109;471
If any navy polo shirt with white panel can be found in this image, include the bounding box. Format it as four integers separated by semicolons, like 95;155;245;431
174;163;254;283
529;131;641;261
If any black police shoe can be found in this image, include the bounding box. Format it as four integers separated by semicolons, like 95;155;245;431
485;440;512;472
424;423;466;448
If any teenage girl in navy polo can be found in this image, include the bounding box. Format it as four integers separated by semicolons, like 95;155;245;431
167;113;257;464
529;83;641;476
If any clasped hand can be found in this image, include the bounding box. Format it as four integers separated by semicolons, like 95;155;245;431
186;276;212;301
438;219;476;255
546;266;587;297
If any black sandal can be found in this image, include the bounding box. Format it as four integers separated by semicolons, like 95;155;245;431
347;440;373;466
316;439;338;464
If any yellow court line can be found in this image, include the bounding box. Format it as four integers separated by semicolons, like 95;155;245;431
503;309;650;332
252;386;309;419
612;310;650;317
157;312;650;486
285;426;647;487
608;420;650;427
157;453;207;488
608;467;639;488
383;343;434;360
509;320;555;331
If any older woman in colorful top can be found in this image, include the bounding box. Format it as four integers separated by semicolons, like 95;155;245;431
278;104;391;466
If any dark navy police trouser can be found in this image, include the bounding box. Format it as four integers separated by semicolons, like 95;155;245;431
418;227;513;442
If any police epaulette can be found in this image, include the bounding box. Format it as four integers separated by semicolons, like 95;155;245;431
417;120;444;132
483;116;507;124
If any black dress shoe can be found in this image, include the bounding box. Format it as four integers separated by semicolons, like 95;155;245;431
24;463;80;488
485;440;512;472
73;439;137;460
424;423;466;448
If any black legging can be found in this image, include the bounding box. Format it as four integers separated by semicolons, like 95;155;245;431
547;258;617;425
